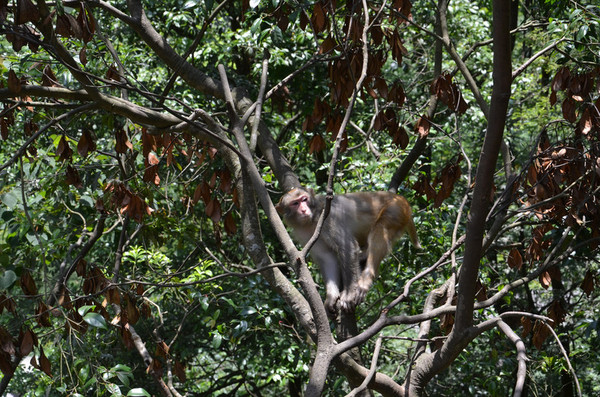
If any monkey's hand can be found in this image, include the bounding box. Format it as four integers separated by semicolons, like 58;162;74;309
324;293;339;317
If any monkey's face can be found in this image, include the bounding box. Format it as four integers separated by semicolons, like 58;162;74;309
277;189;314;226
289;193;312;221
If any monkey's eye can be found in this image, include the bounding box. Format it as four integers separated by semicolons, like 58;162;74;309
301;197;308;202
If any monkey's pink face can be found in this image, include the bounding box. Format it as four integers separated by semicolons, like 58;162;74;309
289;194;312;221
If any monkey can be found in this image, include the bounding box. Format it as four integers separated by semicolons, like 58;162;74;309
276;187;420;314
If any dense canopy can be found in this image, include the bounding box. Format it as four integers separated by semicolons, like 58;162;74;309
1;0;600;395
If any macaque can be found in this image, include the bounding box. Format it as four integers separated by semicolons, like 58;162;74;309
276;187;420;314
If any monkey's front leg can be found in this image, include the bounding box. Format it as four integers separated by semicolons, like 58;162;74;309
312;244;343;315
338;240;363;312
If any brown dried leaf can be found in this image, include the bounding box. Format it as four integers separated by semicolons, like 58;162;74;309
65;165;83;188
77;129;97;158
300;9;309;30
308;134;326;154
581;270;596;296
24;119;38;136
79;47;88;65
0;326;15;355
311;2;327;34
440;313;454;334
77;5;97;43
143;153;160;185
57;136;73;161
194;181;211;206
20;270;37;296
475;279;487;302
121;326;134;349
124;295;140;325
106;287;121;305
0;294;16;314
19;329;35;356
393;0;413;21
521;316;532;337
578;107;592;135
548;300;566;326
539;270;552;289
374;77;389;100
36;302;51;327
16;0;40;24
413;176;436;202
29;354;39;370
105;65;121;82
434;156;462;207
75;258;87;277
277;13;289;32
561;97;577;123
532;321;550;349
8;70;21;93
549;90;557;106
219;169;232;193
415;116;430;138
389;125;409;149
389;81;406;107
224;211;237;236
66;310;88;334
55;13;81;39
140;302;151;319
1;118;8;140
206;197;222;224
41;65;60;87
174;360;186;382
141;128;158;157
115;128;132;153
155;341;169;358
39;346;52;377
57;286;72;309
319;36;336;54
551;66;571;92
507;248;523;270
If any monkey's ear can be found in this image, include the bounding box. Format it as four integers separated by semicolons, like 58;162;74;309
275;201;283;214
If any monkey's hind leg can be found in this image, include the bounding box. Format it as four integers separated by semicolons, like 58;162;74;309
356;232;390;305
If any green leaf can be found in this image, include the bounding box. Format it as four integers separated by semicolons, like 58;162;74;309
212;333;222;349
576;24;589;41
83;312;108;329
249;0;260;9
250;17;262;34
116;371;130;387
80;195;95;207
105;383;122;396
78;305;95;316
241;307;256;316
0;270;17;290
0;191;19;209
127;388;151;397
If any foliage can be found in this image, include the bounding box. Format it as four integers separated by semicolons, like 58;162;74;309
1;0;600;395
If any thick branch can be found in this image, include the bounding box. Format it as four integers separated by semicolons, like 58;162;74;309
405;2;513;393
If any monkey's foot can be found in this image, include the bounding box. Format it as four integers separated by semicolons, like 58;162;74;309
339;288;366;312
324;295;339;317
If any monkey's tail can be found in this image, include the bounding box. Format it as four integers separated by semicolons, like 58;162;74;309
407;217;421;249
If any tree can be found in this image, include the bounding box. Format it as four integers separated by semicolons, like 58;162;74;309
1;0;599;395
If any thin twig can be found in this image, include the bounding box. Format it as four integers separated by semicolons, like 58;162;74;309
497;320;527;397
346;336;383;397
544;323;582;397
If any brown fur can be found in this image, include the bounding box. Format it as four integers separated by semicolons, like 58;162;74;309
276;187;419;313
